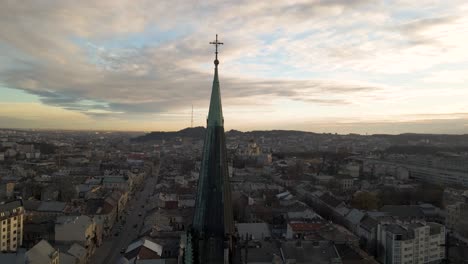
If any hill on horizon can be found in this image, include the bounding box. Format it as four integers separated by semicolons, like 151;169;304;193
131;127;468;145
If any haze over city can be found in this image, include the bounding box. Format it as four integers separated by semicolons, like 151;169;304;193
1;0;468;134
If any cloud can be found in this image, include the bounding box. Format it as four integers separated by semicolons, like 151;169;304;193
281;112;468;134
1;38;386;115
0;0;468;132
421;70;468;84
397;16;460;45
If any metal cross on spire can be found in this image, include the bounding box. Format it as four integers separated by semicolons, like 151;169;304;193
209;34;223;66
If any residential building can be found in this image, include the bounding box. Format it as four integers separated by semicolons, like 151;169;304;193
55;215;97;259
0;200;24;252
345;162;361;178
336;175;354;190
25;239;59;264
123;237;164;261
85;198;117;237
236;223;271;240
377;222;445;264
358;158;468;187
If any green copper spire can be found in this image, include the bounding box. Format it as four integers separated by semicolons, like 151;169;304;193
187;34;238;264
207;66;223;126
207;34;224;127
184;233;193;264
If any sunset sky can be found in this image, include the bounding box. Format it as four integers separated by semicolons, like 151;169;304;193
1;0;468;134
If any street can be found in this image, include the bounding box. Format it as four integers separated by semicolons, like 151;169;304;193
90;163;159;264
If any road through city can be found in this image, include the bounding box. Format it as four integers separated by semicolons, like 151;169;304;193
90;162;159;264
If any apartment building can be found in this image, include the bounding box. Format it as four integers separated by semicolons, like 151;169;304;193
378;222;445;264
0;200;24;252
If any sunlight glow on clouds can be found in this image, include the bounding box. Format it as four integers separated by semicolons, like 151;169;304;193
0;0;468;133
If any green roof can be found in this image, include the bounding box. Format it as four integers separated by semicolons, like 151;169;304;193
207;66;223;127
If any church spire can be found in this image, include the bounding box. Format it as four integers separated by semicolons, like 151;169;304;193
187;34;238;264
207;34;224;127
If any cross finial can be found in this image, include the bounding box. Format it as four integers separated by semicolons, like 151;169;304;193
209;34;223;66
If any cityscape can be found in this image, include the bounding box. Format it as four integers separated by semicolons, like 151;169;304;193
1;1;468;264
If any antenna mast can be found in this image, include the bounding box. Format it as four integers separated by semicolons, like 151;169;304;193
191;104;194;128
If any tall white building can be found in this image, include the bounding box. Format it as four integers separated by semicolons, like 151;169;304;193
0;200;24;252
378;222;445;264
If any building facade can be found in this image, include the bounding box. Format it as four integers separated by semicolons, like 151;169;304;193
378;222;445;264
0;200;24;252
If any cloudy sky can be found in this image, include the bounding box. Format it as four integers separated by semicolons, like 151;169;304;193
1;0;468;134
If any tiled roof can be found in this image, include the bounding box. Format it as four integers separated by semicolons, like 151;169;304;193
0;200;22;212
124;238;163;260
